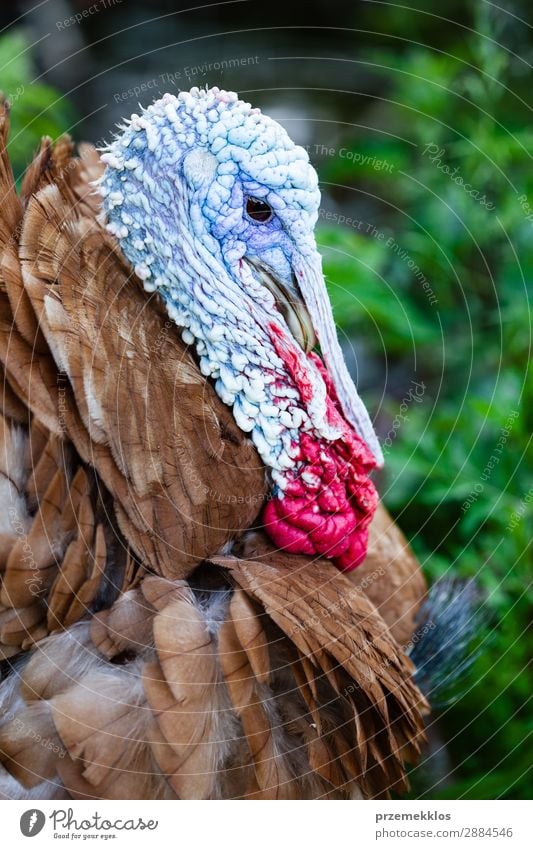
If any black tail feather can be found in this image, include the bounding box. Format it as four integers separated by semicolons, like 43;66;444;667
409;578;485;707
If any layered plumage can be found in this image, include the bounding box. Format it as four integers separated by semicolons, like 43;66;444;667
0;98;428;800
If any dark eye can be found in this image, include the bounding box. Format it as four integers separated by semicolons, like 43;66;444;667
246;196;273;223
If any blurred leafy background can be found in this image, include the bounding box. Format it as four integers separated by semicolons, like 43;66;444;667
0;0;531;800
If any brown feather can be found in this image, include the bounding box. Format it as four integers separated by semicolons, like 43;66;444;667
219;590;297;798
349;503;427;647
0;701;63;787
50;664;174;799
141;577;220;799
90;587;154;660
212;553;427;798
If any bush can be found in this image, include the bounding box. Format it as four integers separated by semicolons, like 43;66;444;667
318;2;532;799
0;32;77;179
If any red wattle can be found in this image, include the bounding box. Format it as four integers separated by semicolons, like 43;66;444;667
262;329;378;572
263;430;377;571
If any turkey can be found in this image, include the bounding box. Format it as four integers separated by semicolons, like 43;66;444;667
0;87;433;800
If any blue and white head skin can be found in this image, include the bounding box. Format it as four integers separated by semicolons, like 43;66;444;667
100;87;383;570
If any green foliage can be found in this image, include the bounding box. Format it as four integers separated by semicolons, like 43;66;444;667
318;3;532;799
0;7;529;801
0;32;77;179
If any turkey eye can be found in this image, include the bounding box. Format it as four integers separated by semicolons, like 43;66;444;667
246;196;273;223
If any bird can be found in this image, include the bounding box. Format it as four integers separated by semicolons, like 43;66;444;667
0;86;434;800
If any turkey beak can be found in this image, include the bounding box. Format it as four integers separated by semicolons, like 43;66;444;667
248;258;317;354
295;253;384;467
273;270;317;354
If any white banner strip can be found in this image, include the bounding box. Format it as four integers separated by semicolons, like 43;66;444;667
1;799;530;848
